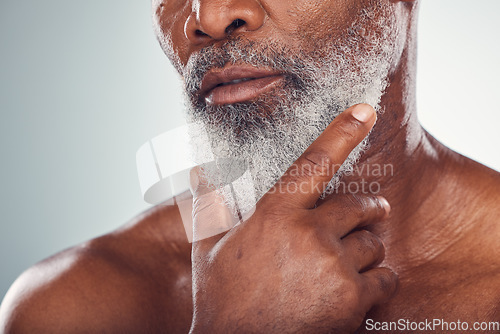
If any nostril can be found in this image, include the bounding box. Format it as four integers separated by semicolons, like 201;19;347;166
225;19;246;34
195;29;209;37
233;19;245;28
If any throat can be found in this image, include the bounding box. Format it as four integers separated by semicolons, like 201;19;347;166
341;129;477;274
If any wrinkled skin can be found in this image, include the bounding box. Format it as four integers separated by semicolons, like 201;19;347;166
1;1;499;333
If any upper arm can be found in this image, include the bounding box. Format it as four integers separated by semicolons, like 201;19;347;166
0;248;155;334
0;258;85;334
0;203;194;334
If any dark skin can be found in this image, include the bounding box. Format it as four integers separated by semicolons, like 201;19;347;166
1;0;500;333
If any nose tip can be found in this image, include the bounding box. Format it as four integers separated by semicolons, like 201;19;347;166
184;0;266;44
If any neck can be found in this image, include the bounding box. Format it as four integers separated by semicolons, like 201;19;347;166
336;42;471;274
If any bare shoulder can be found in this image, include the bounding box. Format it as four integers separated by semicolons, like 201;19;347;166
424;147;500;301
449;155;500;288
460;156;500;230
438;141;500;223
0;194;193;333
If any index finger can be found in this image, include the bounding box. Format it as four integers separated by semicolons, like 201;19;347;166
264;103;377;209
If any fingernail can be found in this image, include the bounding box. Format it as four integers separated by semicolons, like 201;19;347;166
352;104;375;123
377;196;391;218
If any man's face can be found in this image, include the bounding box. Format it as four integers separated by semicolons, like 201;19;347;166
153;0;406;206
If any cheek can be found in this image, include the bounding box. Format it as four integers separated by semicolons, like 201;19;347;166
264;0;361;48
153;1;191;69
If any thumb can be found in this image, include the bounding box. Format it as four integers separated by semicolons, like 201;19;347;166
189;166;238;252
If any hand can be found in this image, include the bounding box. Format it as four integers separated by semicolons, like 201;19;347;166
189;104;398;334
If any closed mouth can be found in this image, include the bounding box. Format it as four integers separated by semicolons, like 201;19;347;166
199;66;285;105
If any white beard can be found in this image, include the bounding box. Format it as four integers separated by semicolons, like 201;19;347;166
183;5;402;219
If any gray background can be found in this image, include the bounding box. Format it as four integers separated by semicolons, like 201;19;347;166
1;0;499;301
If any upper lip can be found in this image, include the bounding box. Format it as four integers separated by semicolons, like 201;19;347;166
199;65;283;98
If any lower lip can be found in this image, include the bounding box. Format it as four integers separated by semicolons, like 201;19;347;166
205;75;284;105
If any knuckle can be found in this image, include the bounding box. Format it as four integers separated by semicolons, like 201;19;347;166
347;195;379;221
372;196;386;215
362;269;398;306
332;120;359;143
339;278;364;308
356;230;385;264
300;151;331;178
376;269;398;294
321;196;350;219
347;194;368;213
358;230;384;253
